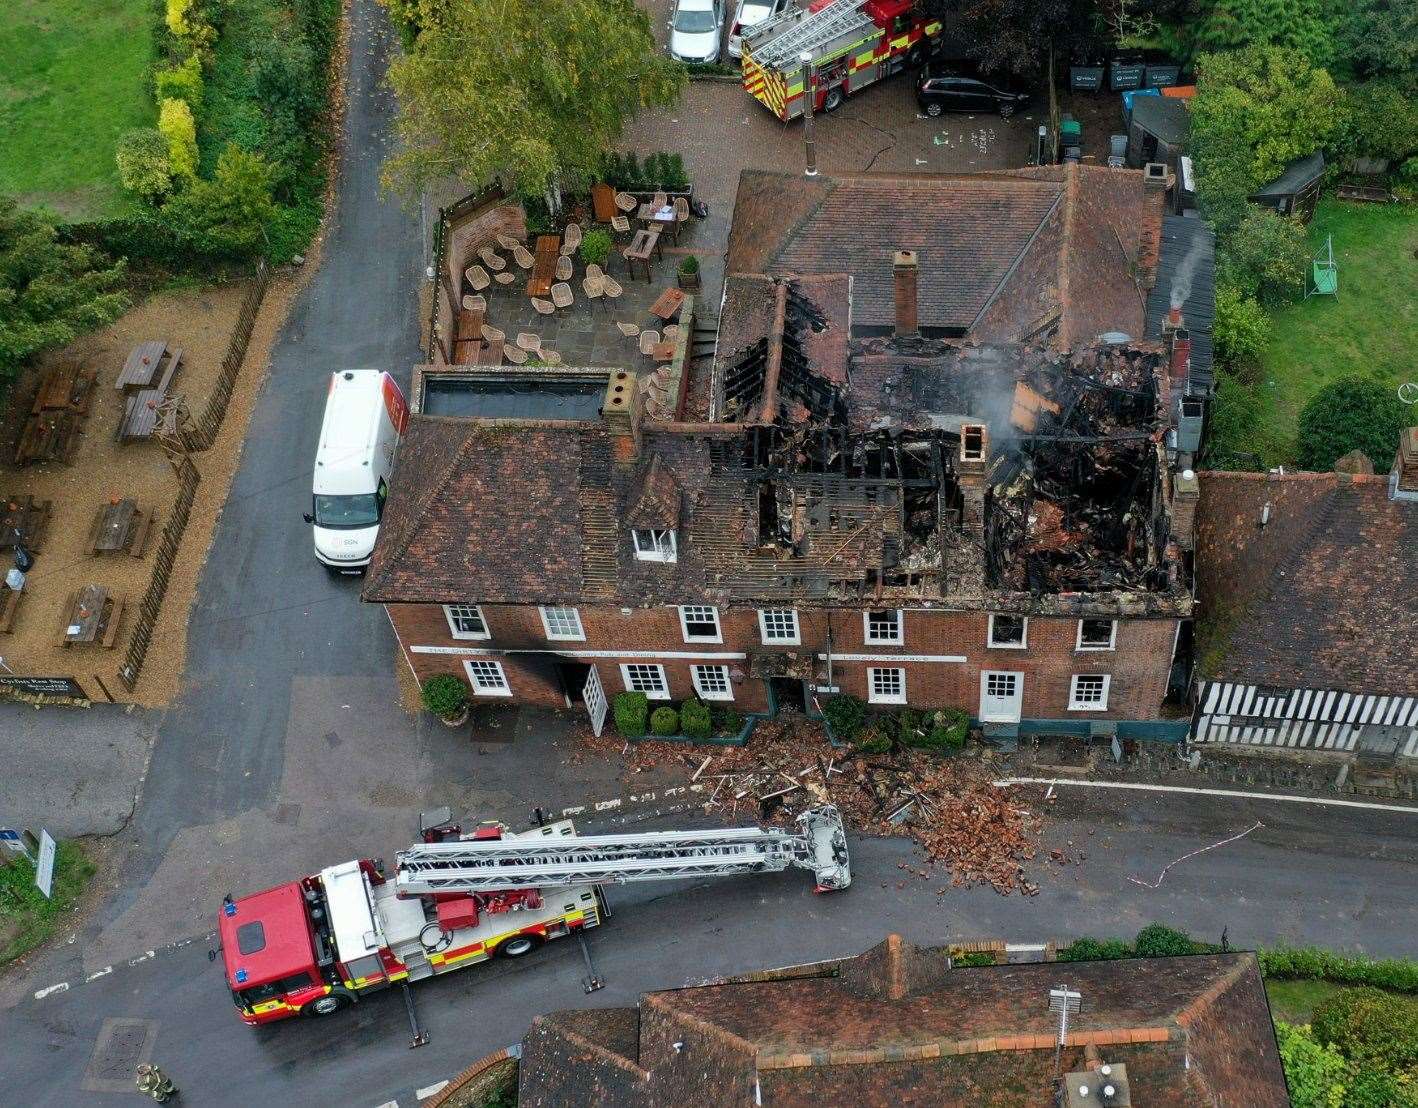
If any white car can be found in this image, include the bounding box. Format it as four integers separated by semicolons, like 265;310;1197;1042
668;0;724;64
728;0;791;59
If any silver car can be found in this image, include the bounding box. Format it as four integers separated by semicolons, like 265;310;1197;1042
728;0;792;59
668;0;725;64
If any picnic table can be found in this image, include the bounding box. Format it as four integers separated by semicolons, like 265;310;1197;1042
649;286;685;321
16;366;95;465
118;351;182;444
528;235;562;298
637;203;679;245
32;364;93;413
625;229;662;283
59;584;125;648
117;342;183;394
0;494;52;552
87;498;152;556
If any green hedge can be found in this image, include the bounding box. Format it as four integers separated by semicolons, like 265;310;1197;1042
650;706;680;736
613;691;648;738
680;698;712;740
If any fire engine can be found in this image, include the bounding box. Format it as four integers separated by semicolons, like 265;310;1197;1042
218;806;851;1024
741;0;942;120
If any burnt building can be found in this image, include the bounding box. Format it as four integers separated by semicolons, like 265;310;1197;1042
364;167;1196;737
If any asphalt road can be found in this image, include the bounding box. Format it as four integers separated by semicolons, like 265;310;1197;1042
6;790;1418;1106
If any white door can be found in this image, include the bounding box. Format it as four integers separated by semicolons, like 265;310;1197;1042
583;666;608;737
979;671;1024;723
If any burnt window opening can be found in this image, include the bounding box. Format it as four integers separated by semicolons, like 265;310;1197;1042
988;614;1027;648
1078;618;1116;650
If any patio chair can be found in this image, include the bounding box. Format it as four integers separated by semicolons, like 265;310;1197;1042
617;321;640;338
615;191;638;213
560;222;582;256
652;192;668;209
466;265;491;292
586;263;604;281
555;255;573;282
531;297;556;316
674;196;690;226
540;349;563;366
551;282;574;309
503;343;528;365
639;329;661;356
516;332;541;353
496;233;522;252
461;294;487;311
481;324;505;344
479;246;507;272
602;276;623;308
582;274;605;312
611;215;631;235
512;244;535;270
663;324;681;341
494;270;516;285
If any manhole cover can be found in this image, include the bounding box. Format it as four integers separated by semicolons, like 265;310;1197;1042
273;802;302;826
83;1017;157;1092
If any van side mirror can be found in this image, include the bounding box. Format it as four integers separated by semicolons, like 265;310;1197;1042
302;513;314;524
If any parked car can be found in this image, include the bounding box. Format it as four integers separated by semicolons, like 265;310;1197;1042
668;0;724;64
916;72;1031;118
727;0;791;59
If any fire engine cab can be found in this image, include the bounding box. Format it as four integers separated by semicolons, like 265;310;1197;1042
741;0;941;120
219;807;850;1024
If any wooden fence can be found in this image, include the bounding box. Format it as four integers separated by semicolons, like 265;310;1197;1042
190;260;271;450
117;455;201;692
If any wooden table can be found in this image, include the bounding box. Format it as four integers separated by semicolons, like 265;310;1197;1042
456;306;484;345
528;235;561;298
649;286;686;321
88;498;151;555
0;494;51;551
475;339;504;365
637;203;679;245
117;342;181;393
33;364;81;412
625;229;662;283
651;342;676;363
117;351;182;443
60;584;125;648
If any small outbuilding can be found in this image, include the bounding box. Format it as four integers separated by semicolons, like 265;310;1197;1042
1249;151;1325;221
1126;93;1191;171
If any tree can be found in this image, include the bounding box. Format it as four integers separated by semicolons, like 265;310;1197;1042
116;129;174;201
1195;0;1339;68
158;97;200;182
1273;1021;1348;1108
164;145;276;259
1296;375;1407;471
1213;284;1270;365
381;0;683;202
1339;81;1418;166
1218;208;1310;305
1337;0;1418;86
941;0;1102;80
0;199;129;383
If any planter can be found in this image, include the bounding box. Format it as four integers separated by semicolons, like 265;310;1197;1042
677;270;701;290
1144;64;1180;88
438;705;470;728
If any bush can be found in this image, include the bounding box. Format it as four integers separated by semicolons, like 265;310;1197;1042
420;674;467;718
951;950;996;967
116;129;174;200
711;705;744;737
155;54;204;114
1312;987;1418;1071
679;254;699;275
166;0;217;54
1274;1021;1350;1108
163;144;275;260
854;727;892;755
579;228;611;267
650;706;680;736
822;694;867;743
250;35;322;125
613;691;648;738
1296;375;1407;471
1340;82;1418;167
1218;208;1310;306
680;698;712;740
664;152;690;191
922;708;969;752
1260;947;1418;993
1213;284;1271;367
1134;923;1199;958
1057;937;1136;961
896;707;925;745
158;98;200;182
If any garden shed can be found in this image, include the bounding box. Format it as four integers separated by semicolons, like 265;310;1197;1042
1126;94;1191;171
1249;151;1325;222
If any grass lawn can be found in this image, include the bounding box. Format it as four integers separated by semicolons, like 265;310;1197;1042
1255;199;1418;464
1265;978;1348;1025
0;0;155;221
0;841;96;964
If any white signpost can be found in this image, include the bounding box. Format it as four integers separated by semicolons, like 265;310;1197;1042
35;830;56;899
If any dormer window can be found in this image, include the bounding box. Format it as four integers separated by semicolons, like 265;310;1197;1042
632;528;677;563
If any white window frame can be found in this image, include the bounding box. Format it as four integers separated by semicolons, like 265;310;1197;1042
538;606;586;642
678;605;722;644
987;613;1028;650
620;663;670;700
463;659;512;697
863;609;903;645
757;608;800;646
1076;618;1117;652
691;664;734;702
443;604;490;641
632;528;677;563
868;666;907;705
1068;674;1111;712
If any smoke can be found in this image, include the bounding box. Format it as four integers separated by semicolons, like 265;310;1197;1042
1168;232;1207;312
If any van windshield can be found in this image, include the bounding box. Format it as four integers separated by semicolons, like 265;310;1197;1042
313;494;380;529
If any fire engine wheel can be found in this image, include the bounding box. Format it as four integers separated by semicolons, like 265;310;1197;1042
822;87;845;113
999;103;1016;120
302;991;353;1018
924;102;944;118
496;934;544;959
907;44;925;68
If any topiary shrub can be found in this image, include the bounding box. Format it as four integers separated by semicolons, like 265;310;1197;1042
1297;375;1407;472
822;694;867;744
922;708;969;752
711;705;744;737
158;98;199;182
650;706;680;736
680;698;712;740
420;674;468;719
854;726;892;755
579;228;611;267
614;691;648;738
1311;987;1418;1071
1134;923;1199;958
154;54;204;114
116;129;173;201
678;253;699;275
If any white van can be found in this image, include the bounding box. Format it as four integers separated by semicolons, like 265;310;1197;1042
304;370;407;574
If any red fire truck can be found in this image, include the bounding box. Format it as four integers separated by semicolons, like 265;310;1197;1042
741;0;942;120
218;807;850;1024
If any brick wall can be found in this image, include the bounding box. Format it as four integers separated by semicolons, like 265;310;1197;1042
384;600;1178;721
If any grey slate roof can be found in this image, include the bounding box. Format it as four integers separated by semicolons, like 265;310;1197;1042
1253;151;1325;199
1146;215;1216;390
1131;95;1191;145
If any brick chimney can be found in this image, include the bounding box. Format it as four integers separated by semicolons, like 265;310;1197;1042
1393;426;1418;500
956;423;989;538
602;369;642;463
893;250;918;337
1171;467;1199;550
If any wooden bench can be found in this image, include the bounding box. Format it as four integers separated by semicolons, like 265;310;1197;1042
129;511;154;557
117;342;182;392
118;354;181;443
101;594;126;648
0;587;20;634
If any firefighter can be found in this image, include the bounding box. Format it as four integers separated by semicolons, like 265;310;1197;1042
135;1063;179;1102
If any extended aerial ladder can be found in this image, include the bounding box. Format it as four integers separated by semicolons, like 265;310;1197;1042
396;806;852;895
